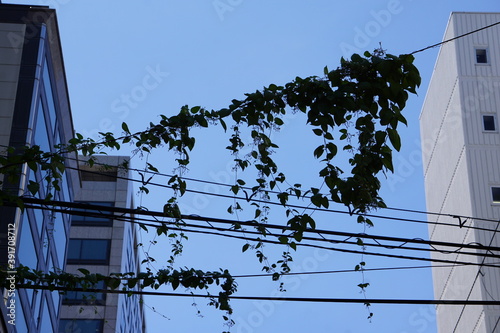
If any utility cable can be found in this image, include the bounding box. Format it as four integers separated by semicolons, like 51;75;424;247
53;165;500;240
18;197;500;255
452;214;500;332
16;199;500;269
410;20;500;55
13;284;500;305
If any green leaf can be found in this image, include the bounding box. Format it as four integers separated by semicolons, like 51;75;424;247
278;236;288;244
242;243;250;252
27;181;39;195
122;122;130;133
387;128;401;151
312;128;323;136
313;145;324;159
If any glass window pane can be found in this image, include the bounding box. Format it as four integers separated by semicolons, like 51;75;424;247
67;239;109;264
71;202;114;226
67;239;81;260
476;48;488;63
48;212;67;269
40;297;54;333
483;115;496;131
59;319;103;333
63;280;105;305
492;187;500;202
34;102;50;152
81;240;109;260
18;214;38;270
43;57;57;134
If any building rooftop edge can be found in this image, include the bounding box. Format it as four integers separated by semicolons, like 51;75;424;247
450;11;500;15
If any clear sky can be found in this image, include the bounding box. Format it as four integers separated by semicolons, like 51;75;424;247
7;1;500;332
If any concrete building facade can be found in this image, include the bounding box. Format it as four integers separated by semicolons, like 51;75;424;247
60;156;146;333
420;12;500;333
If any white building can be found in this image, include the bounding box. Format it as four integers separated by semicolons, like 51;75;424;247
420;12;500;333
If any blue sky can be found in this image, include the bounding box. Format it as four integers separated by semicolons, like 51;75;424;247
7;0;500;332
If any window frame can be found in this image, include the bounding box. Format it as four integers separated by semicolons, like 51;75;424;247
491;187;500;203
62;280;106;305
482;114;497;132
475;47;489;64
67;239;111;265
71;201;114;227
58;319;104;333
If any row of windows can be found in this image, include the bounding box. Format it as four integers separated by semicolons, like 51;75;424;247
59;319;103;333
71;201;114;227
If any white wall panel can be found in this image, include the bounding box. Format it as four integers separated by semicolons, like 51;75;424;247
421;12;500;333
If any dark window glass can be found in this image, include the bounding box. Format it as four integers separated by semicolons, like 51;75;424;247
80;168;118;182
59;319;103;333
34;102;50;152
71;202;114;226
67;239;110;264
62;280;106;305
40;297;54;333
476;49;488;63
18;215;38;270
492;187;500;202
483;115;496;131
43;57;57;135
47;212;67;269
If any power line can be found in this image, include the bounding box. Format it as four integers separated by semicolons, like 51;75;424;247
56;164;500;238
4;137;500;233
19;197;500;254
14;284;500;306
452;212;500;332
410;20;500;55
16;198;500;268
231;263;488;279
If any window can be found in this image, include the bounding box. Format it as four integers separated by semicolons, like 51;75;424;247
62;280;106;305
71;202;114;226
483;115;496;131
59;319;103;333
67;239;110;264
476;48;488;64
492;187;500;203
80;167;118;182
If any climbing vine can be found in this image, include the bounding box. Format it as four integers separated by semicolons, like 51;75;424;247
0;50;420;328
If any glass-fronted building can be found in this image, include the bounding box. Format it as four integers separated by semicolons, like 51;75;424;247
0;4;78;332
0;5;145;333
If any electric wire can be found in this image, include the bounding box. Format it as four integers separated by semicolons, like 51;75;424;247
58;164;500;237
16;199;500;269
410;20;500;55
65;156;500;227
13;284;500;305
452;214;500;332
19;198;500;254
